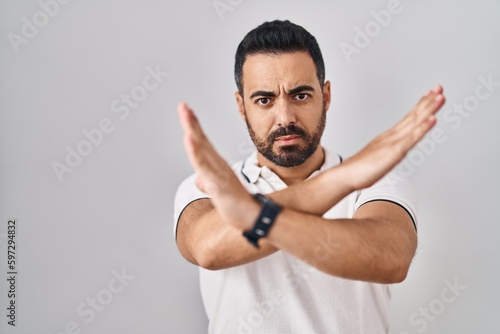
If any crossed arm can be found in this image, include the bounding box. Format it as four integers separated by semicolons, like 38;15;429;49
176;86;445;283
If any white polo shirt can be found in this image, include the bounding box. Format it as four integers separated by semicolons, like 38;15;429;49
174;148;417;334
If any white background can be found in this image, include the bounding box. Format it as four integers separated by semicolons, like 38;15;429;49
1;0;499;333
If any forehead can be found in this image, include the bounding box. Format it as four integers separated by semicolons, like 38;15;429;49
242;52;319;93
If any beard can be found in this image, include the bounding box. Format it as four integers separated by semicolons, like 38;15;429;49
245;103;326;168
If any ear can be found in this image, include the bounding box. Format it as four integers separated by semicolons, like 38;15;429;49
322;80;331;112
235;91;246;121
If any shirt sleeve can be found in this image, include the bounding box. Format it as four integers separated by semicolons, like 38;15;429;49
354;172;418;229
173;173;210;239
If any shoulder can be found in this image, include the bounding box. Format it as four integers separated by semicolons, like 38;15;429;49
355;171;418;227
321;147;418;227
324;147;417;225
173;159;248;236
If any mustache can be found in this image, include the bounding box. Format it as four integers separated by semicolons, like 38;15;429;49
268;125;308;142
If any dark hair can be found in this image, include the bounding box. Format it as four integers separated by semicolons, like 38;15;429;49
234;20;325;95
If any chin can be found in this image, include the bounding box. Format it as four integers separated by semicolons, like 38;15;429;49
275;152;310;168
277;144;302;151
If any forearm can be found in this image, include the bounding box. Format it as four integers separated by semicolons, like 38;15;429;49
188;196;416;280
179;164;355;270
178;199;276;270
185;168;355;269
265;201;417;283
267;163;354;216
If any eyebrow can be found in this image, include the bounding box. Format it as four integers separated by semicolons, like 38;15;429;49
287;85;315;95
249;85;316;99
249;90;276;99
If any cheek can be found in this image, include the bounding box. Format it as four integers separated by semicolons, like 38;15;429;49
301;109;325;131
246;112;273;138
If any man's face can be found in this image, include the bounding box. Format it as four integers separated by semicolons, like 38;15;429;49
236;52;331;167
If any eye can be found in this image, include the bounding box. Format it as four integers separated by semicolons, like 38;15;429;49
294;93;309;101
256;97;271;106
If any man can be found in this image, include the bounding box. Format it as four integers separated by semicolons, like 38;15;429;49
174;20;445;333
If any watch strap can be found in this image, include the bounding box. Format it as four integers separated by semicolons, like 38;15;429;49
243;193;282;248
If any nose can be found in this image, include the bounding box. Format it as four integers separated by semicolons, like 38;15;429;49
274;99;296;127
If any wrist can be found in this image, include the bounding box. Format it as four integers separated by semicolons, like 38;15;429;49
242;193;283;248
239;194;261;231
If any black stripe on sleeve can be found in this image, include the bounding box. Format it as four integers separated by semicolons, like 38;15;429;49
174;197;210;241
357;199;417;231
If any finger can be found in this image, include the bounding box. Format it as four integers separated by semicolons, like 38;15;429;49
385;89;445;151
413;92;444;121
431;84;443;94
415;90;441;118
177;103;219;163
178;103;204;166
177;102;206;141
397;88;445;132
177;102;194;135
418;93;445;122
405;94;445;146
414;86;444;114
397;90;434;126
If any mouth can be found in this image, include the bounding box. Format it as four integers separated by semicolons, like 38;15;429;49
275;135;302;145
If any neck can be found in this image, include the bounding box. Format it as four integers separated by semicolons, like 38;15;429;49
257;146;325;186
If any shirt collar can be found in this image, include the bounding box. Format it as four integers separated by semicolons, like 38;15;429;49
240;151;261;184
240;147;342;184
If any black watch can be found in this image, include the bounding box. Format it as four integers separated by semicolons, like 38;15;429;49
243;193;282;248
